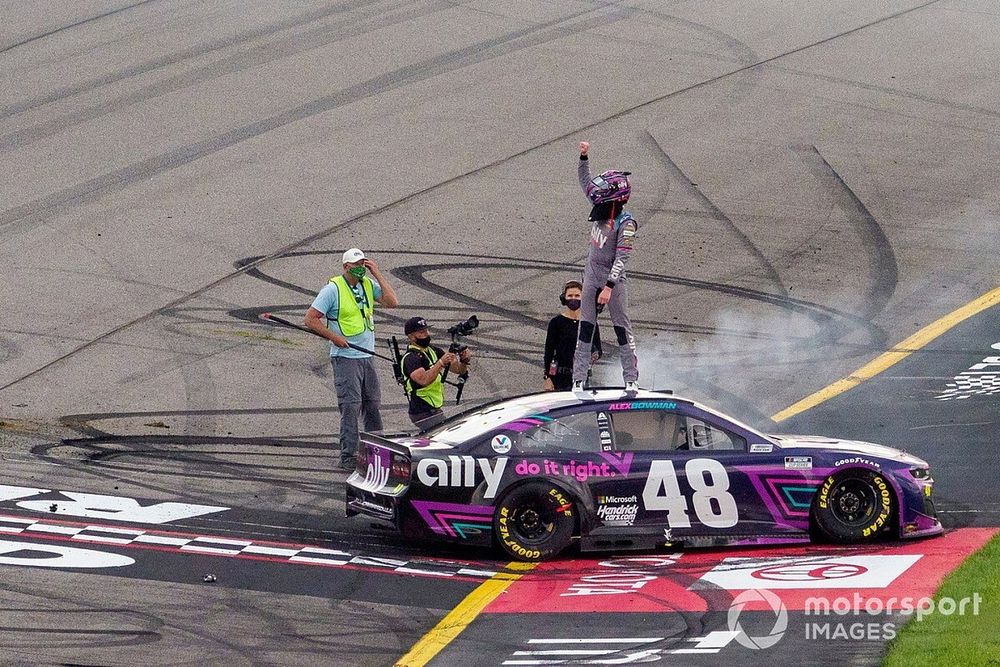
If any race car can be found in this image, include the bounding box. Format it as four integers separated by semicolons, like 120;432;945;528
345;389;942;561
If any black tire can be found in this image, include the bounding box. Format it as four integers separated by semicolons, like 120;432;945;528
812;469;895;543
494;481;575;561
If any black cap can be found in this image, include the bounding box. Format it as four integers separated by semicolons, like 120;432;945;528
404;317;428;335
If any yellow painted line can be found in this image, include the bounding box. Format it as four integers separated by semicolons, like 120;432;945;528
395;561;536;667
772;285;1000;423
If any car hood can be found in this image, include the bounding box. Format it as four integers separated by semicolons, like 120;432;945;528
769;434;928;467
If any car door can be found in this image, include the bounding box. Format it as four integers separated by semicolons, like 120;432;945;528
667;408;793;538
598;404;784;540
578;405;688;534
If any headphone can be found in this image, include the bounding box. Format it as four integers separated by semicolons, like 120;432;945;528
560;280;583;305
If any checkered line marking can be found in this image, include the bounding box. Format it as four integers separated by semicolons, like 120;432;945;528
0;514;496;579
935;373;1000;400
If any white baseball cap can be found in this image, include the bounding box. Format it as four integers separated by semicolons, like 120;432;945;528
342;248;366;264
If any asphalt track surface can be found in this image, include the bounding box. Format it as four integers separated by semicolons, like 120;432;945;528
1;1;999;665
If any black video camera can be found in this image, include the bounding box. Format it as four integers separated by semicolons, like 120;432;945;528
447;315;479;354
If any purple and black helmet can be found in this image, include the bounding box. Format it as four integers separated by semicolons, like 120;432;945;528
586;170;631;204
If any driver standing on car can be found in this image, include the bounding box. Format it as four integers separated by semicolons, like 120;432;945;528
400;317;471;430
571;141;640;396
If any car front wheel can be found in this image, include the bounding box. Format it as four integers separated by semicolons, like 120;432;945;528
812;469;894;542
494;481;575;561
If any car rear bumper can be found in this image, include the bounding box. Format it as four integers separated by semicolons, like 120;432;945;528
345;481;402;528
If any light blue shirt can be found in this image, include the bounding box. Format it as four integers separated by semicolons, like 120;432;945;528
310;277;383;358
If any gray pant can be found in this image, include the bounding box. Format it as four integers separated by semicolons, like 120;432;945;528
572;278;638;384
331;356;383;465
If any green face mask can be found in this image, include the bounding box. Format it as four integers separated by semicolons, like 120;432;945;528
348;266;367;280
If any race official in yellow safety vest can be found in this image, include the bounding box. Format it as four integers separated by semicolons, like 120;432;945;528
305;248;398;470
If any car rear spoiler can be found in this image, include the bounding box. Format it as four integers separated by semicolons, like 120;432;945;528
359;431;413;457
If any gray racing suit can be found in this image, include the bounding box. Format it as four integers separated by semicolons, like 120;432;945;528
572;156;639;384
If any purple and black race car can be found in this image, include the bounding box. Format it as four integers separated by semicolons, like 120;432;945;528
345;390;942;561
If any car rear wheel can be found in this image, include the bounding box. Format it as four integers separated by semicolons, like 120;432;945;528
494;481;575;561
812;469;894;543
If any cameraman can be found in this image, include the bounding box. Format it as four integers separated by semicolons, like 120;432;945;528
400;317;471;430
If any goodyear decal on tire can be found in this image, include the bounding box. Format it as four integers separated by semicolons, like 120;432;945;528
818;477;834;510
862;474;893;537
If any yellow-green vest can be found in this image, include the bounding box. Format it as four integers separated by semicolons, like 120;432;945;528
402;345;445;409
329;275;374;336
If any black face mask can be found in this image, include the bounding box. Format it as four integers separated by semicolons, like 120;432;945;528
415;336;431;347
588;201;619;222
565;299;582;311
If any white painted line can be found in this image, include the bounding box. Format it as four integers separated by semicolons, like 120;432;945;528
188;537;253;546
132;534;190;546
527;638;664;644
26;524;82;536
241;545;300;557
513;649;617;655
298;547;352;556
394;567;454;577
72;534;133;544
0;527;25;533
457;568;498;577
672;649;723;654
180;544;242;555
350;555;406;567
288;555;350;566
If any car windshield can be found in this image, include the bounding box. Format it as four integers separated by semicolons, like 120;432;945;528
424;394;581;445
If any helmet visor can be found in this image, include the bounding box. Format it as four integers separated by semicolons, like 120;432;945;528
590;176;611;192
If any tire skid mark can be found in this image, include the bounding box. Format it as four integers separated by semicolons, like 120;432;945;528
157;322;221;436
40;245;865;500
29;439;337;502
0;583;289;663
0;604;164;650
633;5;760;65
0;0;162;57
771;61;1000;126
235;248;884;350
0;4;932;391
0;0;390;119
642;130;788;295
793;144;899;321
0;0;460;154
0;4;631;241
